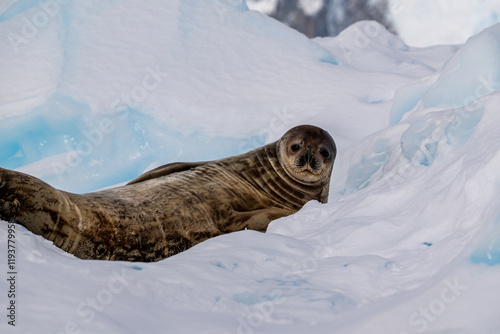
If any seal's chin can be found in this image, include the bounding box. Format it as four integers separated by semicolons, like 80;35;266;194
289;164;327;183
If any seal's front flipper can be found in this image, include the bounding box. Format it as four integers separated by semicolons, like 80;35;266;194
219;207;295;233
127;161;208;185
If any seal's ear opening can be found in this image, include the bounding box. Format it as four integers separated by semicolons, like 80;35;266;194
128;161;207;185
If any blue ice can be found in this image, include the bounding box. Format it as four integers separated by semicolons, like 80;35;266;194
320;55;339;65
389;82;429;125
422;24;500;109
233;291;261;305
400;120;437;166
0;0;42;21
0;94;88;170
444;107;484;149
344;139;388;192
470;215;500;266
0;94;265;193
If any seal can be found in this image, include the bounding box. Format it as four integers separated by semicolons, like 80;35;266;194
0;125;336;262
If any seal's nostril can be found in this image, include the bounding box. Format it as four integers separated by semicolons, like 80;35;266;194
305;145;313;156
304;149;313;163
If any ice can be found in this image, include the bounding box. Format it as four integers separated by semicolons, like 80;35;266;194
343;139;388;193
444;106;484;149
0;94;258;192
1;1;500;334
389;0;500;47
423;23;500;108
389;80;432;124
401;119;438;166
471;214;500;266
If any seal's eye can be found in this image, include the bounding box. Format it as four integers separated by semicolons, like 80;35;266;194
291;144;300;152
319;148;330;159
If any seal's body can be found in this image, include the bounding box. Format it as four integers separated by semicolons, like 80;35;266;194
0;125;336;262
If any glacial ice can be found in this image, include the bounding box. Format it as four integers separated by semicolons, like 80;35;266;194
0;1;499;334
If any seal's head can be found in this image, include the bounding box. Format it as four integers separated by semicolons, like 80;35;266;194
277;125;336;184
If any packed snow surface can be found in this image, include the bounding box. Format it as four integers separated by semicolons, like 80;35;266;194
0;1;499;333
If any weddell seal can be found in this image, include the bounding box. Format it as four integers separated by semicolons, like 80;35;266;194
0;125;336;262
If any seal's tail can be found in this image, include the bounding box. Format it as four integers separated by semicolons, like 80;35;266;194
0;168;168;262
0;168;89;255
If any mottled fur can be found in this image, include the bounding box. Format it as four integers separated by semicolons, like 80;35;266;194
0;125;335;262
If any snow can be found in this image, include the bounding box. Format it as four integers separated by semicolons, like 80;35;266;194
388;0;500;47
246;0;278;16
0;1;500;333
298;0;324;17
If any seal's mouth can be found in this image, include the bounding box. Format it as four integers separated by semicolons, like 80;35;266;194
296;159;320;171
296;166;322;177
289;162;326;184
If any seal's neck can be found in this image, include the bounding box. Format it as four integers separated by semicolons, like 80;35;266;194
239;143;329;209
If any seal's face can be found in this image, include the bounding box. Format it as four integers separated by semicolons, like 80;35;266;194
277;125;336;184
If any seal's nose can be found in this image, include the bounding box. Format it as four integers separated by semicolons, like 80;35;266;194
304;145;313;162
